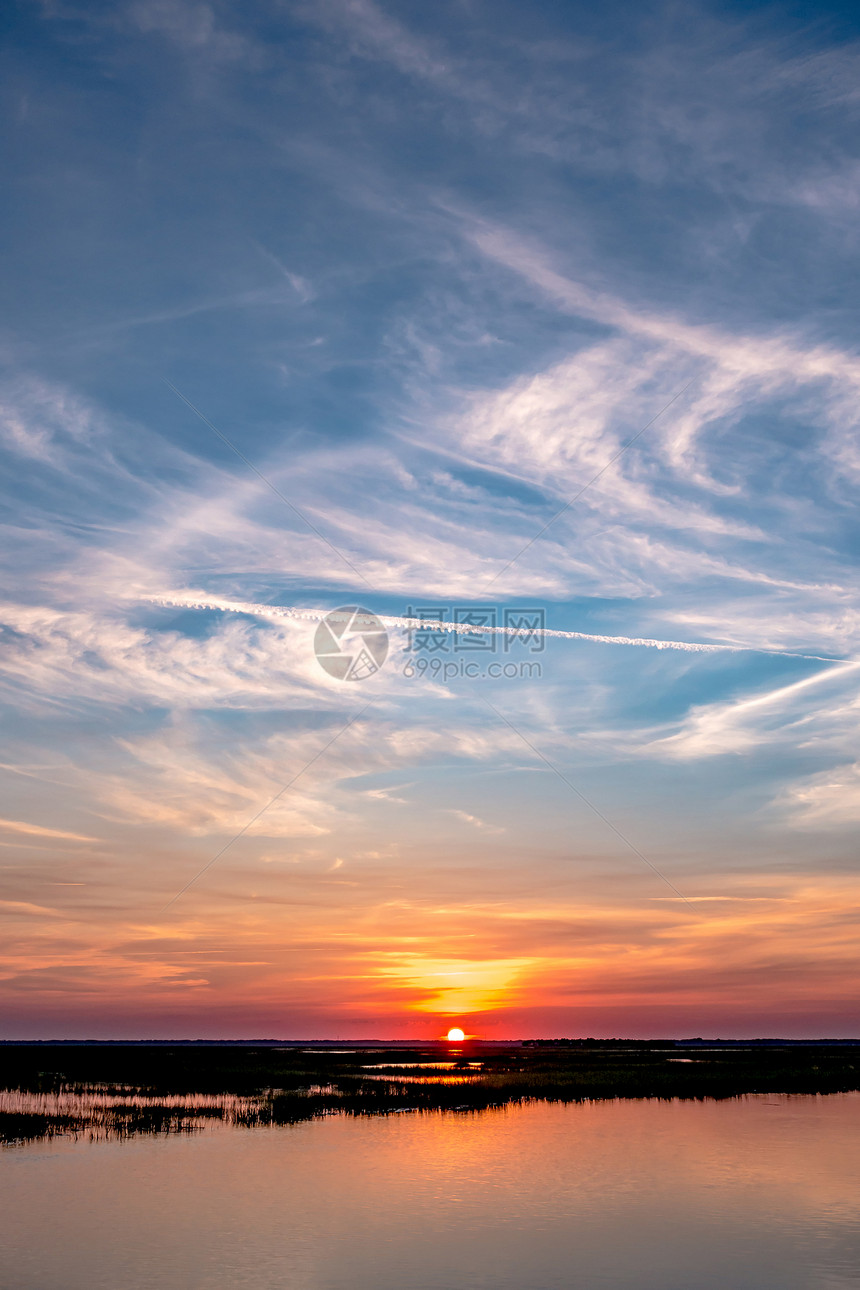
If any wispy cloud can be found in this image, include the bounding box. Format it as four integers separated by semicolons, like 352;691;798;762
0;819;97;843
4;0;860;1034
638;661;860;761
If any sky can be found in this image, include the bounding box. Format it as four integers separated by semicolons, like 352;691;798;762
3;0;860;1039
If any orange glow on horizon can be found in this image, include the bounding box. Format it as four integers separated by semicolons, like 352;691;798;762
4;872;860;1039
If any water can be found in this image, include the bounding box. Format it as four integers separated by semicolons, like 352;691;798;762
2;1094;859;1289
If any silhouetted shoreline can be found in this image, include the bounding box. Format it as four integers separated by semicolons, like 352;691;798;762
2;1041;859;1144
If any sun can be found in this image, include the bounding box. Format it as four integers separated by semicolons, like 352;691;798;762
446;1028;466;1042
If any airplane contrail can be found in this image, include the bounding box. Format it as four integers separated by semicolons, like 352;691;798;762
143;594;845;663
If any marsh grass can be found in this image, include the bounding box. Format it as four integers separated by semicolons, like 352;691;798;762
2;1043;857;1143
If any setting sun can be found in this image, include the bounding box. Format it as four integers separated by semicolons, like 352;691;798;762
446;1028;466;1042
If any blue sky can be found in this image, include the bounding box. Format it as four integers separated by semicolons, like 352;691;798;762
3;0;860;1037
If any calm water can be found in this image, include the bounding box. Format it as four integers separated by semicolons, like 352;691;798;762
2;1094;859;1289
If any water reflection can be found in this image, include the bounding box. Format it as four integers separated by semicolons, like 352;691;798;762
1;1095;858;1289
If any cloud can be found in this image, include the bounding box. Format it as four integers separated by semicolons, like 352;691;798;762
97;726;340;838
447;809;501;833
0;819;97;843
460;214;860;451
0;600;330;712
782;762;860;828
0;377;101;464
635;662;860;761
126;0;262;65
376;951;537;1014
